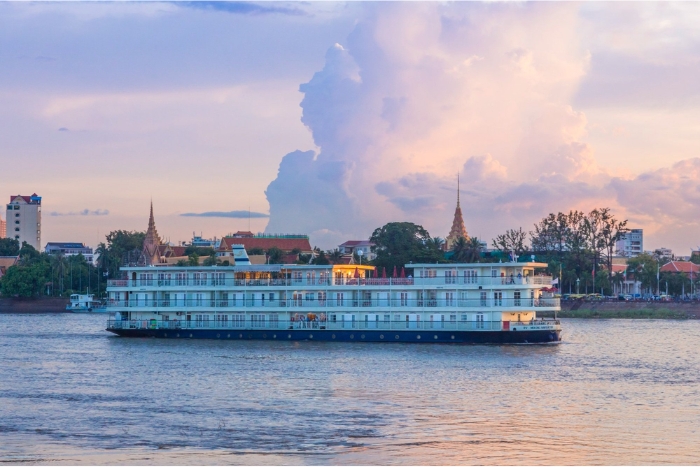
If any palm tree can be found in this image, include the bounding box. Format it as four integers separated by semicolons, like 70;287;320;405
465;237;483;263
451;237;469;262
50;253;68;296
327;249;343;264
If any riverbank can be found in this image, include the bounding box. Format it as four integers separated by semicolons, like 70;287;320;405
0;297;70;313
539;301;700;319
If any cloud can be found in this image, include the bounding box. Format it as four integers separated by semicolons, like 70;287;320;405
181;210;269;218
178;2;306;16
265;3;600;247
50;209;109;216
58;127;69;132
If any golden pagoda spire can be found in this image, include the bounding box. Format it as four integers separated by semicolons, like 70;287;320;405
445;173;469;250
142;200;162;265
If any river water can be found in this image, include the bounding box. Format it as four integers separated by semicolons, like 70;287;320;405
1;314;699;465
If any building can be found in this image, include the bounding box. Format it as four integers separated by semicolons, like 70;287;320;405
142;202;163;266
338;240;376;261
616;229;643;257
5;194;42;250
190;233;220;249
0;256;18;280
445;175;469;251
0;215;5;238
659;261;700;275
44;242;95;263
217;233;312;260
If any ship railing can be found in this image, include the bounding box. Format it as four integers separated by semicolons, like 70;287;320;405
105;297;561;309
106;319;524;332
107;276;554;288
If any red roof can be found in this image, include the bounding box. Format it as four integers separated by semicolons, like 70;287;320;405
610;264;628;274
660;261;700;274
219;236;312;253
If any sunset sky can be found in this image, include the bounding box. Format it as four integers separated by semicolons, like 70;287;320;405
2;2;700;253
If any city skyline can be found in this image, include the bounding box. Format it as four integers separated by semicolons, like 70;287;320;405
2;2;700;252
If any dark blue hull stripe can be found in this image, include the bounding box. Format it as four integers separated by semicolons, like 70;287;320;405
106;328;561;344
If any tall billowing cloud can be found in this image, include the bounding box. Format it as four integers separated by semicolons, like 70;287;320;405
266;3;700;249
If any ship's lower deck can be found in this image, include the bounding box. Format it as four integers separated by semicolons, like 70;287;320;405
106;327;562;344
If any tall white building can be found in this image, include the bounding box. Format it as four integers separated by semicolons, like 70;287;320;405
616;228;643;257
5;194;42;250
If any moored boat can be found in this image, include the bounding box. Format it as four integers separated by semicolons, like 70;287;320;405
105;261;562;343
67;294;108;313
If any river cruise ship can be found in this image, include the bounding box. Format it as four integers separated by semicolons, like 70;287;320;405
105;261;561;344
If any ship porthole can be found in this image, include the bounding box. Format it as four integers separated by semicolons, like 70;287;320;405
361;334;365;339
273;334;277;339
309;334;313;339
395;335;399;339
288;334;292;339
164;333;167;337
513;328;517;331
451;335;455;340
217;334;220;338
189;334;193;338
350;334;354;339
416;335;421;340
227;334;230;338
434;335;438;339
176;333;180;338
239;334;243;338
380;335;384;339
332;334;336;339
263;334;267;338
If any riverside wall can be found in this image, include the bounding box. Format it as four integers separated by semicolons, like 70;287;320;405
0;297;70;313
541;300;700;319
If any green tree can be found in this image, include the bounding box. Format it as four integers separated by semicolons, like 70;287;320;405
187;253;200;266
266;247;284;264
327;249;343;264
0;261;49;297
313;250;330;265
491;228;528;257
203;251;219;266
248;247;264;255
627;253;659;295
0;238;20;256
97;230;146;278
370;222;443;273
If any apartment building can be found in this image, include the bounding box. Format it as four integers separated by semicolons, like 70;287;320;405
5;194;42;250
616;229;643;257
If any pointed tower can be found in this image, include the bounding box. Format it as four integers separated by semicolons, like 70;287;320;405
142;201;162;266
445;174;469;251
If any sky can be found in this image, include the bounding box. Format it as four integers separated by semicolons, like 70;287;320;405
1;2;700;254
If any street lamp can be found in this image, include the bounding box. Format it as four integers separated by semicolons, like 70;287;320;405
576;277;580;295
356;249;363;266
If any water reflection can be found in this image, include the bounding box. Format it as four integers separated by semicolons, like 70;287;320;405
0;314;699;464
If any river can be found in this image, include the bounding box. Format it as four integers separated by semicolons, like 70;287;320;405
1;314;698;465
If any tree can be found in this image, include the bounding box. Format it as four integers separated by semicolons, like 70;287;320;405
0;261;48;297
464;237;484;263
248;247;264;255
370;222;444;273
313;250;330;265
0;238;19;256
203;251;219;266
97;230;146;278
266;247;283;264
491;228;528;257
327;249;343;264
451;237;469;262
627;253;658;295
187;253;200;266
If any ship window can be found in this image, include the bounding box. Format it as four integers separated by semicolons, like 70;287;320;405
14;220;19;224
384;314;390;323
330;314;336;323
450;314;456;322
461;314;467;321
15;213;19;217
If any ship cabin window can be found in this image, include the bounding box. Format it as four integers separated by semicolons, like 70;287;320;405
463;269;478;284
445;270;456;284
450;314;457;323
317;292;326;305
460;314;467;321
480;291;487;306
400;292;408;306
514;291;521;306
330;314;337;323
269;293;275;301
420;269;437;278
305;292;314;302
384;314;390;323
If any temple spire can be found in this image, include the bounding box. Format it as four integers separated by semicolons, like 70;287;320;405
142;201;162;265
445;174;469;251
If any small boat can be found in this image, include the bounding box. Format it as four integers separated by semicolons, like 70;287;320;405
67;294;107;313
